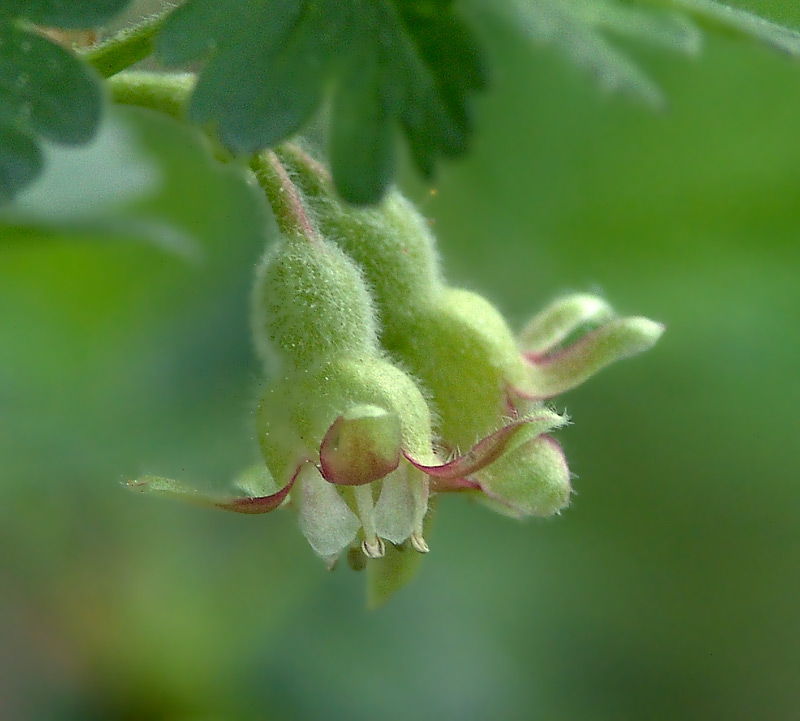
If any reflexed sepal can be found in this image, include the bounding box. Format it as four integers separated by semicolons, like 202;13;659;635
127;465;296;514
477;435;572;518
519;293;615;355
405;408;567;486
320;404;402;485
520;316;665;399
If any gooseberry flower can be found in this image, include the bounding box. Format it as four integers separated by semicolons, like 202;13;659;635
129;151;567;573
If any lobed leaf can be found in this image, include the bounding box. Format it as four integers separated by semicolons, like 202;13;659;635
156;0;486;204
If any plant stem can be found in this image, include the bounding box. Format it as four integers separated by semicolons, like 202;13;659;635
108;71;194;119
83;10;171;78
250;152;317;240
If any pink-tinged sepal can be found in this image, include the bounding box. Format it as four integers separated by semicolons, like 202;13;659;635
519;316;665;399
405;408;566;482
319;404;403;485
127;463;300;514
519;293;615;356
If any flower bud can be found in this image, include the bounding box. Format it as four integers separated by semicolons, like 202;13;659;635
252;232;379;372
476;436;572;518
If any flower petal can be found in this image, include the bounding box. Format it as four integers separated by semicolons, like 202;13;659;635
373;466;421;545
320;404;402;486
519;293;615;355
519;316;665;399
296;462;361;559
404;408;566;482
127;464;297;514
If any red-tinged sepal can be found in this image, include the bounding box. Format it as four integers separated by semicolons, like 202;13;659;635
127;463;300;514
519;316;665;399
518;293;615;356
404;408;566;482
319;404;402;485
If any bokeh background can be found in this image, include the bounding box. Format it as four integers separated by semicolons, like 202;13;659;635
2;1;799;719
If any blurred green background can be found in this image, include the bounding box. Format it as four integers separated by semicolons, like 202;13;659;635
2;2;800;719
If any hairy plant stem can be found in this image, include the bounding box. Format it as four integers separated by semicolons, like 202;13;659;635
83;10;172;78
250;152;318;240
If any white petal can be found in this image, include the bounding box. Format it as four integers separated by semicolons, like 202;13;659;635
374;467;417;545
296;464;360;559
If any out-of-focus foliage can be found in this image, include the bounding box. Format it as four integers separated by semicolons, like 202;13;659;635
0;1;131;200
156;0;487;204
1;2;800;721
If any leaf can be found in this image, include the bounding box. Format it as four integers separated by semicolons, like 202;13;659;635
156;0;486;204
0;0;130;28
473;0;702;107
0;0;130;201
0;104;271;258
663;0;800;56
0;22;103;201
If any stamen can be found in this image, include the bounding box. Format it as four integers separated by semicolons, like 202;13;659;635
361;537;386;559
410;473;430;553
410;532;429;554
354;484;384;558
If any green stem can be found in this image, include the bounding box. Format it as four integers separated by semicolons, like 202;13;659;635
83;10;172;78
108;71;195;120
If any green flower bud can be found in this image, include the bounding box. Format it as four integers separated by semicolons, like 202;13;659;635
252;232;379;372
476;436;572;518
277;144;441;325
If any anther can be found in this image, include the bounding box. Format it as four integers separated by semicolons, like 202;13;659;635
361;537;385;559
410;532;429;553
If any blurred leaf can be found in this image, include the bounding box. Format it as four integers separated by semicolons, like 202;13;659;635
0;0;130;27
0;1;130;201
156;0;486;204
366;497;435;608
0;105;268;257
366;542;426;609
664;0;800;55
472;0;702;107
0;22;101;201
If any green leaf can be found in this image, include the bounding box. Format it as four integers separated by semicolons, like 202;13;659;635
0;22;103;201
663;0;800;56
156;0;486;204
0;0;130;201
0;0;130;27
474;0;702;107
